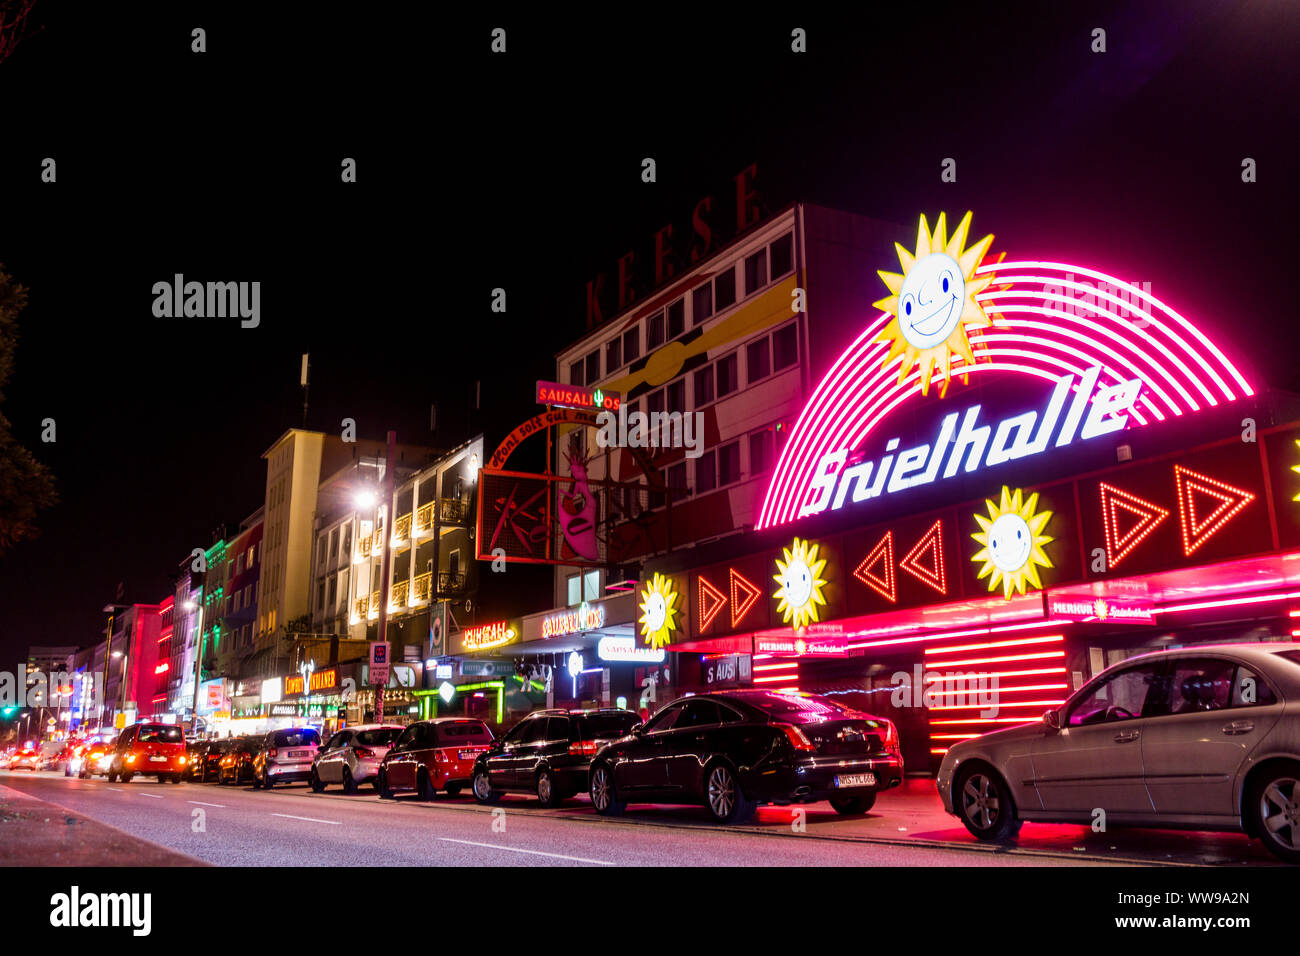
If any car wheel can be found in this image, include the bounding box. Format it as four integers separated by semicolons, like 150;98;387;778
171;773;182;784
1251;766;1300;864
120;772;133;784
956;766;1020;842
343;768;359;795
704;762;756;824
829;792;877;815
106;768;118;783
416;770;437;802
309;768;325;793
261;771;273;790
445;783;463;797
471;769;501;805
535;769;563;808
378;770;395;800
589;763;625;816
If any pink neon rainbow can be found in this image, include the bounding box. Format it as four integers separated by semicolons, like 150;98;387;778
758;258;1253;529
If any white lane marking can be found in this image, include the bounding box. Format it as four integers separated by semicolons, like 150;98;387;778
270;813;341;825
105;788;123;792
437;838;613;866
188;801;225;808
137;792;163;799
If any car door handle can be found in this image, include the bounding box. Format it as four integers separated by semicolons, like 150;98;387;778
1222;720;1255;735
1113;730;1141;743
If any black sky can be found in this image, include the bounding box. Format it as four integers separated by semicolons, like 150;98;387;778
1;1;1297;663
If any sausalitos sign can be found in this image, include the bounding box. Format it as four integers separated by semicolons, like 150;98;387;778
759;211;1253;530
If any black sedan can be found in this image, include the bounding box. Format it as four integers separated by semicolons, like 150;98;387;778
588;690;903;823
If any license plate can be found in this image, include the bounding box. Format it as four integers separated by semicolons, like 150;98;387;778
834;773;876;788
458;751;479;760
149;756;167;763
290;751;309;758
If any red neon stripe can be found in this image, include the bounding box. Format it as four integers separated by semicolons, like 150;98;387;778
925;650;1066;668
924;635;1064;656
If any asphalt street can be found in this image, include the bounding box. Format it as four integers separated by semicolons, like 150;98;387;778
0;769;1141;867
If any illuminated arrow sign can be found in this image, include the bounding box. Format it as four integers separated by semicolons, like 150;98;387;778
728;568;761;629
1099;482;1169;569
853;530;896;603
697;575;727;633
900;519;946;595
1174;465;1255;556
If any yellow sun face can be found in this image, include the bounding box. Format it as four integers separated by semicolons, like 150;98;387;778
773;537;829;628
971;486;1055;599
874;211;996;397
1292;440;1300;501
638;572;679;650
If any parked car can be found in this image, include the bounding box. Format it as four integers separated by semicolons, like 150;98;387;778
937;642;1300;863
311;724;402;793
190;739;232;782
218;736;261;785
77;737;118;778
588;690;903;824
378;718;494;800
107;722;187;783
471;708;643;807
8;747;40;771
36;740;64;771
252;728;320;789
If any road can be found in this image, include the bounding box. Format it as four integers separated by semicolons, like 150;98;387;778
0;769;1265;867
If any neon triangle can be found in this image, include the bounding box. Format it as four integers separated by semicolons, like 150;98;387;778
900;519;946;594
1099;482;1169;569
853;530;896;602
1174;465;1255;556
728;568;761;628
697;575;727;633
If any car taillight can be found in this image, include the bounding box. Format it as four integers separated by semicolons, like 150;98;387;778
774;723;816;752
882;720;899;752
568;741;598;756
269;748;278;759
434;750;450;762
353;747;375;759
241;753;252;762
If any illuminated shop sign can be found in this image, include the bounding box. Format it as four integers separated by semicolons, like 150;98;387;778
758;211;1253;531
536;380;621;412
261;678;282;704
753;634;848;657
638;575;680;650
597;635;666;664
542;602;606;639
459;621;518;652
1048;597;1155;625
283;668;337;697
269;703;300;718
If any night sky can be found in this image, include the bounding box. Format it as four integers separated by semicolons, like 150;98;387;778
1;1;1296;665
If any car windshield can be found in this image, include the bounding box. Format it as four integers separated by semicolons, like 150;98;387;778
355;728;401;746
577;712;641;739
728;691;866;723
436;722;493;745
1273;650;1300;668
272;730;319;748
138;725;183;743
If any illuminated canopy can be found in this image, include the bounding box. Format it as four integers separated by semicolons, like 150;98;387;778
758;213;1253;530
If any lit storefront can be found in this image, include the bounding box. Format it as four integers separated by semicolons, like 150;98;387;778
642;210;1298;772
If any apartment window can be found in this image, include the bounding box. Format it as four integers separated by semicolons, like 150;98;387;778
569;359;585;386
666;461;687;496
327;576;337;608
566;570;601;606
318;538;327;566
744;249;768;295
605;336;622;371
666;378;686;415
749;430;772;476
646;389;665;416
647;311;665;349
696;450;717;494
716;353;739;398
747;337;771;383
341;527;351;555
692;283;712;325
770;232;794;278
585;350;600;385
317;582;326;612
714;267;736;311
623;326;640;364
247;543;256;566
773;322;798;371
693;365;714;406
718;440;741;487
667;298;685;339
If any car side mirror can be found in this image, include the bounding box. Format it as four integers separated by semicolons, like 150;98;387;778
632;723;646;736
1042;709;1061;732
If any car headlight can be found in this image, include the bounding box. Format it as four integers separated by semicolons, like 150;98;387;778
178;756;186;765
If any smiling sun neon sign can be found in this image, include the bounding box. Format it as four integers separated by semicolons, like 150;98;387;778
758;211;1254;531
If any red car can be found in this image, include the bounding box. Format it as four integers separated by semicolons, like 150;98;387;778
377;718;494;800
107;722;187;784
8;748;40;771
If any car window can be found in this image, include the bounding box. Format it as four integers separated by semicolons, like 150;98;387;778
519;718;550;744
1167;658;1236;714
546;717;572;741
1068;664;1165;725
717;704;746;724
273;729;320;748
355;728;402;747
678;700;722;728
1232;665;1277;707
324;732;348;751
645;702;687;732
435;722;494;745
137;725;183;743
577;712;641;739
395;726;417;748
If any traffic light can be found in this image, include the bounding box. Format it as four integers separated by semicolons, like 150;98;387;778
0;706;17;719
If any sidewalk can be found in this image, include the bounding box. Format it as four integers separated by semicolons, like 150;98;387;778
0;785;205;867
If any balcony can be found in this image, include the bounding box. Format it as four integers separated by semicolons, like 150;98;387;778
438;497;470;525
412;571;432;605
371;524;385;553
437;571;467;596
389;580;409;611
369;591;380;620
350;597;366;626
392;512;411;546
354;537;372;562
414;502;434;536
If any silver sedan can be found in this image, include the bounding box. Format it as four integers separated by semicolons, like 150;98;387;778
937;642;1300;862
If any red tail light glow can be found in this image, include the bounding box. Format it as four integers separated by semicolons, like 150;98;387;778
774;723;816;752
568;740;598;756
353;746;375;759
269;748;278;759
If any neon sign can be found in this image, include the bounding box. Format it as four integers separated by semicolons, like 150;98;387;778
461;621;518;652
542;602;605;639
758;211;1253;530
536;380;621;412
597;635;666;664
638;574;679;650
773;538;829;628
754;634;847;657
971;487;1055;599
283;668;337;697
